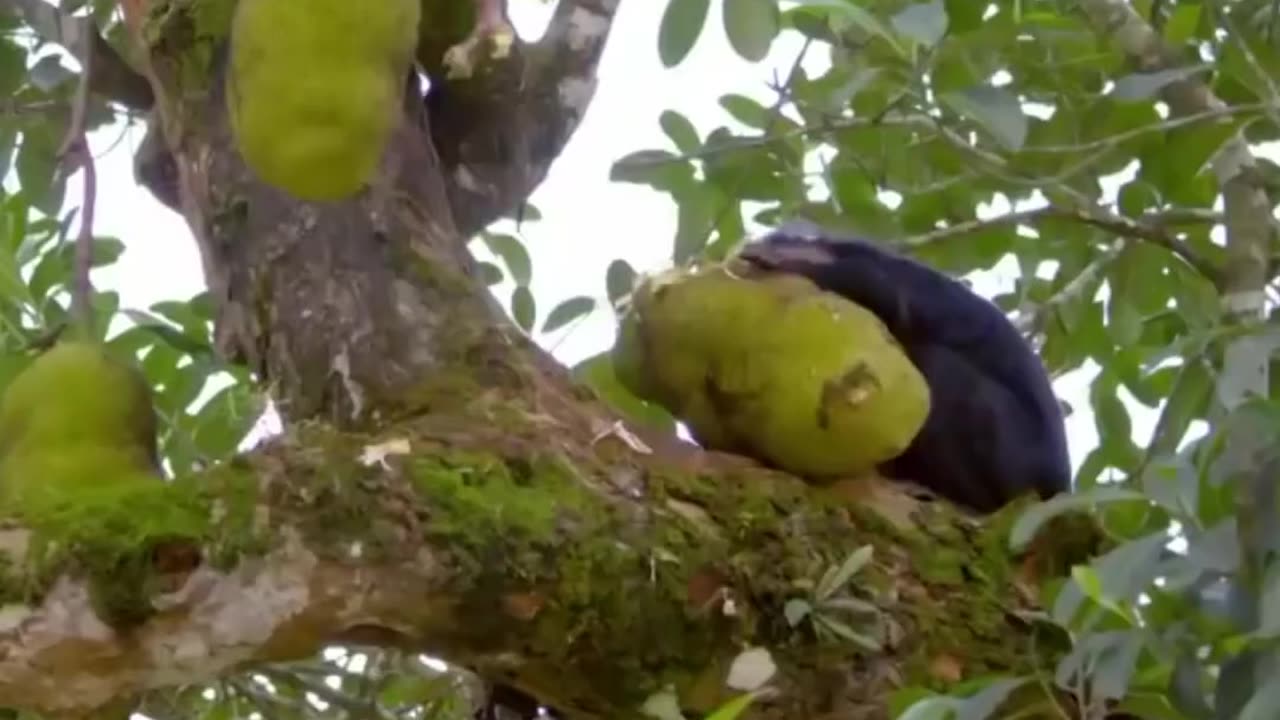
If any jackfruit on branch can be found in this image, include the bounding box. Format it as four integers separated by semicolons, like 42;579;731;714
226;0;421;201
612;262;930;479
0;341;160;516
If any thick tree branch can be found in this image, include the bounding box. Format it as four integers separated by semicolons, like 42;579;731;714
0;406;1069;719
428;0;620;238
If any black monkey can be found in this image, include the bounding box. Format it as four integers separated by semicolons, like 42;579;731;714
737;223;1071;514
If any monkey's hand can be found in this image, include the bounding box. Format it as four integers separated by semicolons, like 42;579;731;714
737;232;837;275
443;0;515;80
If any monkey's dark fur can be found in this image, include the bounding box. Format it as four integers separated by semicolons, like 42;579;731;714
738;224;1071;514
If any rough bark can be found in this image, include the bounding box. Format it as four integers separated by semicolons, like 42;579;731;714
0;1;1089;719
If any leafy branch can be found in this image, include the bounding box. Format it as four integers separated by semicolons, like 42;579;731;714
615;101;1273;170
899;204;1222;286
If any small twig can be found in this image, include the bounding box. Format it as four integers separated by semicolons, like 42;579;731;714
57;18;97;335
898;204;1221;285
1015;244;1123;336
692;37;814;253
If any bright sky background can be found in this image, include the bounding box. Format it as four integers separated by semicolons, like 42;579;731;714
70;0;1237;479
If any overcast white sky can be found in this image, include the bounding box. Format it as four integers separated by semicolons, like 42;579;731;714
71;0;1210;477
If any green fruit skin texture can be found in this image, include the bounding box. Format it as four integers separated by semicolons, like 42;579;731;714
0;341;160;512
227;0;422;201
613;265;931;479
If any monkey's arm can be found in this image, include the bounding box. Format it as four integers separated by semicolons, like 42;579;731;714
881;341;1071;512
739;231;1039;409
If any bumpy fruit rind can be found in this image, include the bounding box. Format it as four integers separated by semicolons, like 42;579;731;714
612;263;930;478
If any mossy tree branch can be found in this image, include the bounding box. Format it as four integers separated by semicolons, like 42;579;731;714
0;406;1066;719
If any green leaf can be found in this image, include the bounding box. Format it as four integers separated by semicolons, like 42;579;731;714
659;110;701;154
1216;651;1267;720
939;85;1028;150
542;295;596;333
719;93;771;129
1138;456;1199;519
795;0;903;55
659;0;711;68
606;259;637;306
1009;487;1149;550
192;383;264;461
891;0;948;49
722;0;779;62
1070;566;1133;621
1169;653;1214;719
571;351;676;432
1110;66;1209;101
813;614;880;650
820;596;879;614
897;698;958;720
703;693;758;720
511;286;536;332
1090;531;1169;604
16;125;66;217
1162;4;1203;46
783;598;812;626
815;544;873;601
955;678;1029;720
478;260;503;286
672;183;719;263
611;149;695;192
121;309;216;358
1145;357;1212;460
1092;373;1134;458
483;233;533;286
1117;180;1161;218
0;39;27;97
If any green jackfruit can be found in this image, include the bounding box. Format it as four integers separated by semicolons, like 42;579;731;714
0;341;160;515
613;263;930;479
227;0;421;201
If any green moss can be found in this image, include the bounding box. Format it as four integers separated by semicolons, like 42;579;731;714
0;456;267;624
195;462;271;570
22;478;209;624
410;450;594;550
406;452;740;705
889;506;1049;690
